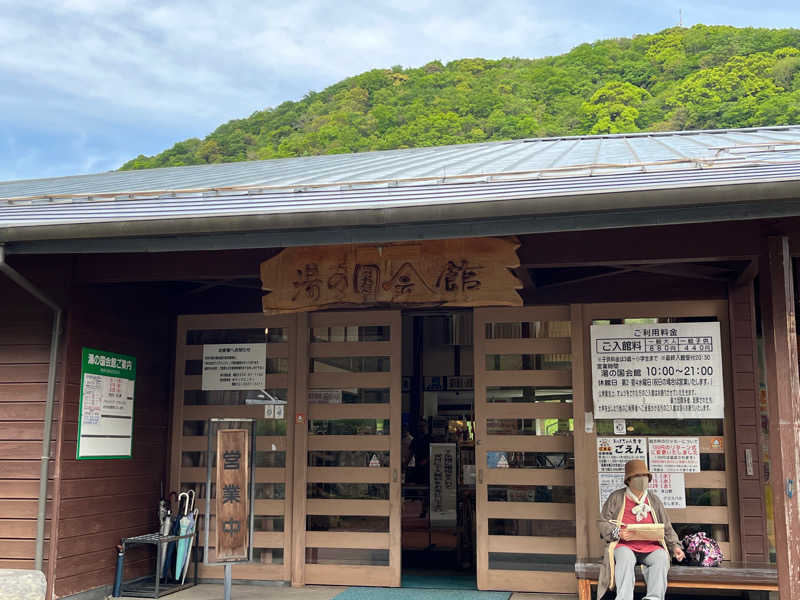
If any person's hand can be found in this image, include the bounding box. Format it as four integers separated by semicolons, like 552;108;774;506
619;527;633;541
673;546;685;562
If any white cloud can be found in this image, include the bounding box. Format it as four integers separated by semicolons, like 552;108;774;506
0;0;796;179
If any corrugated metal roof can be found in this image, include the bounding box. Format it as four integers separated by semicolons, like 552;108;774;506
1;125;800;230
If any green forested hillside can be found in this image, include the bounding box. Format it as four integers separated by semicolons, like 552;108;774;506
121;25;800;170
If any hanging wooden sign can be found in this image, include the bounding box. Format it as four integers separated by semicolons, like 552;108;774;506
260;237;522;313
215;429;249;562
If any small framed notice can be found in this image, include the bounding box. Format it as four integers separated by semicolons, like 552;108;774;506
77;348;136;460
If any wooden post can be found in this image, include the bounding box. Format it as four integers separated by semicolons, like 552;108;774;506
291;312;309;586
758;236;800;598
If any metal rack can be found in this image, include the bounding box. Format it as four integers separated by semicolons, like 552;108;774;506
119;531;197;598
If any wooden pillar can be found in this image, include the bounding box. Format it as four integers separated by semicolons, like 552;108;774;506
758;236;800;597
291;312;309;586
728;281;770;561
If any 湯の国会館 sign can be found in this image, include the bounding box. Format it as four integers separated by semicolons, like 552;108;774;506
260;238;522;313
590;322;724;419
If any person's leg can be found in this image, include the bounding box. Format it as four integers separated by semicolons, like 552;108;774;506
640;548;670;600
613;545;637;600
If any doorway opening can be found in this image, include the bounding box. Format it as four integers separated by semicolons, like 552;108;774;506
401;310;477;589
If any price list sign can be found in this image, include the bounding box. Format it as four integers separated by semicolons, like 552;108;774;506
591;322;724;419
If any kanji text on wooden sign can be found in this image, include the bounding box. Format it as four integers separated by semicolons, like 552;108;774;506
260;237;522;313
215;429;249;562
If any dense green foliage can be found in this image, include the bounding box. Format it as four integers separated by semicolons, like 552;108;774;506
122;25;800;170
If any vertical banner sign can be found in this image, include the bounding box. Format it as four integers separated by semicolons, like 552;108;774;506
215;430;250;561
202;344;266;390
77;348;136;459
591;322;724;419
430;443;457;527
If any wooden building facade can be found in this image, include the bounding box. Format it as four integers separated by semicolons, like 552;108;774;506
1;127;799;598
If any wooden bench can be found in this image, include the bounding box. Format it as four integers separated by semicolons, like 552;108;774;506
575;560;778;599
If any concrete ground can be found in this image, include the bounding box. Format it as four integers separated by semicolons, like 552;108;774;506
120;583;578;599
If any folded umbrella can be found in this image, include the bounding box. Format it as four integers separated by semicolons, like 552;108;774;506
175;490;193;581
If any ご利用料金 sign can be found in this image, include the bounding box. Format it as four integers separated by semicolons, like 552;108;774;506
591;322;724;419
215;429;250;562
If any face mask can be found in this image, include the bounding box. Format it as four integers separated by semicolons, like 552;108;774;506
629;475;649;492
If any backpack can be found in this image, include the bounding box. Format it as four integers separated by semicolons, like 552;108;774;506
682;531;723;567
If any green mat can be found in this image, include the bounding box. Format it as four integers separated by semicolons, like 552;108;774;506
333;588;510;600
401;573;477;589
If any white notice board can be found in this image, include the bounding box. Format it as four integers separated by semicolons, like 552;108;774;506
591;322;724;419
202;344;267;390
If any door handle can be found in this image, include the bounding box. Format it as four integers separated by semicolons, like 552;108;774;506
393;469;398;482
478;469;483;484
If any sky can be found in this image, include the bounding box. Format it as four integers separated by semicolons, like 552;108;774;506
0;0;797;181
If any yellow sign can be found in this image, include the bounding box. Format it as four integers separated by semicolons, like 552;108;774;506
260;237;522;313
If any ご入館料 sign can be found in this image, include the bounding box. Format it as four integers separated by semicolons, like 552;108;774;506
260;238;522;313
215;429;250;562
77;348;136;459
591;322;724;419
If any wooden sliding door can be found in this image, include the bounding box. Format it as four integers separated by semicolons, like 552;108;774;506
474;306;577;593
298;310;402;587
171;313;296;581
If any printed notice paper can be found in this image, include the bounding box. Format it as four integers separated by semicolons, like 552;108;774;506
599;472;686;509
597;437;647;472
202;344;267;390
648;437;701;473
591;322;724;419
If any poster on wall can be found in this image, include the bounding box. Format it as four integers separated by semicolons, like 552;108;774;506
598;472;686;509
648;437;701;472
430;443;457;527
77;348;136;459
591;322;724;419
202;344;266;390
597;437;647;472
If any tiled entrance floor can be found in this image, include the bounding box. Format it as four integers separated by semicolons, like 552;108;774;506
120;583;578;600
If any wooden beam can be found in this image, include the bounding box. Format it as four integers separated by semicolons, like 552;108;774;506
512;267;536;291
734;258;759;287
631;263;734;281
758;236;800;599
73;248;281;283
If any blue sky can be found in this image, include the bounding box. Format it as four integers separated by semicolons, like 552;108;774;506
0;0;797;181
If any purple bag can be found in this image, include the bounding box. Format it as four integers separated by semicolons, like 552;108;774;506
682;531;723;567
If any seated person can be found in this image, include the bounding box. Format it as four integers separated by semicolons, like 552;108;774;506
596;459;685;600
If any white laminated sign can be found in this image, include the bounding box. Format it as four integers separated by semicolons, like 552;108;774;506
202;343;267;390
597;437;647;472
648;437;701;473
599;472;686;509
591;322;724;419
